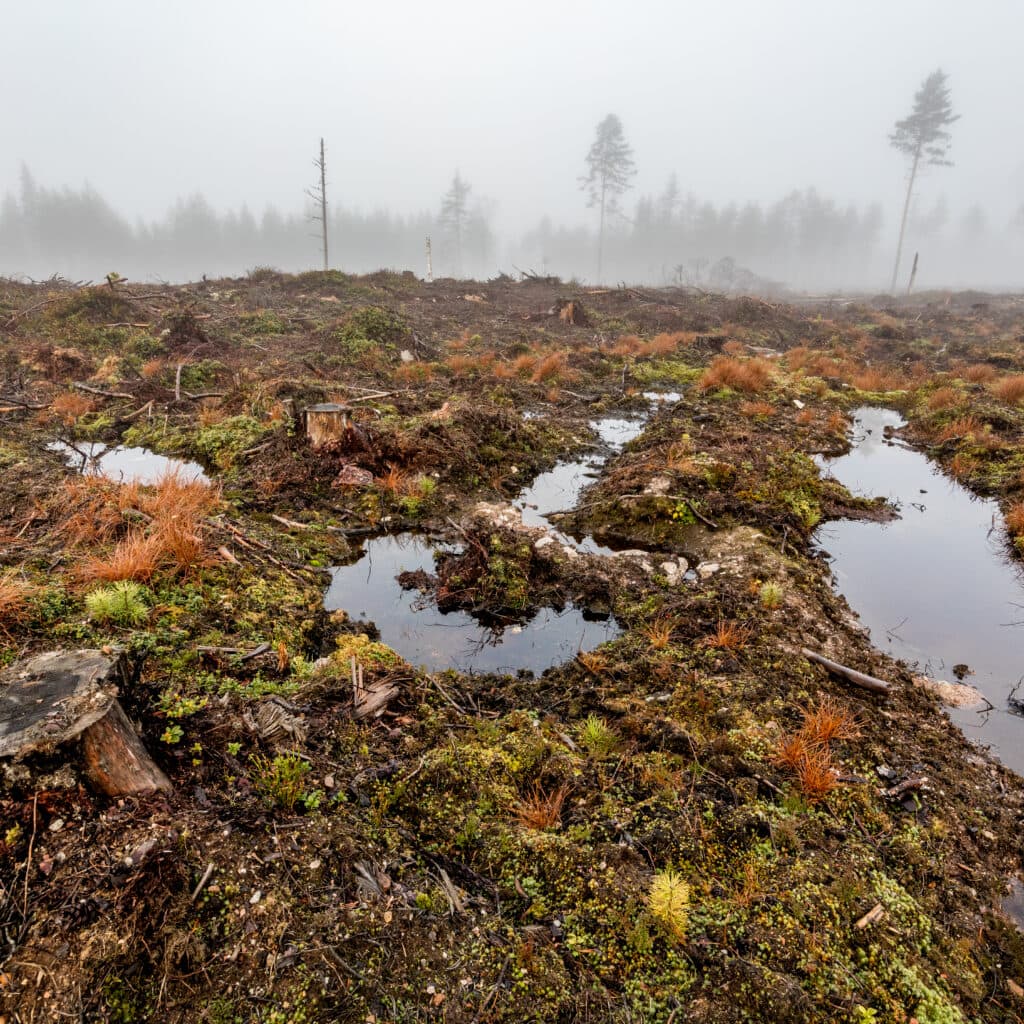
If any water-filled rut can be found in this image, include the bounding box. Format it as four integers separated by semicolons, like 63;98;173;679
818;407;1024;771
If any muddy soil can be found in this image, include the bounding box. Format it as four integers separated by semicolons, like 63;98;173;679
1;272;1024;1023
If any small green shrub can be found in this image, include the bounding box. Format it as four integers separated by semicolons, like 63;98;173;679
759;581;783;609
250;751;313;811
85;581;150;626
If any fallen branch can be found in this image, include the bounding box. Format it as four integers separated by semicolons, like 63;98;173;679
197;642;272;662
882;776;929;800
801;648;892;694
0;394;49;410
72;381;133;400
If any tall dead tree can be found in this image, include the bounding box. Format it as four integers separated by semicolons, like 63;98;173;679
306;138;329;270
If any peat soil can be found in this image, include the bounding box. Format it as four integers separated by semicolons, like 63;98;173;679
1;272;1024;1022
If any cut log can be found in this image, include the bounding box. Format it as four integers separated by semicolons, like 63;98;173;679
0;649;171;797
304;402;352;449
800;648;892;695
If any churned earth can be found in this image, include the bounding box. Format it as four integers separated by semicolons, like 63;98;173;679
1;270;1024;1023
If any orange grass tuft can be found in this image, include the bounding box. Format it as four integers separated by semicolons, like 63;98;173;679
739;400;775;418
704;619;752;651
800;696;859;747
1005;501;1024;538
927;387;961;411
530;351;569;384
935;415;984;442
79;531;165;582
962;363;997;384
0;574;35;635
642;617;677;651
516;782;571;830
992;375;1024;405
699;356;772;395
51;392;94;426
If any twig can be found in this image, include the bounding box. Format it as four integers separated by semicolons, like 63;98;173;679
0;395;49;410
22;792;38;924
190;862;216;902
854;902;885;929
197;642;271;662
801;648;892;694
72;381;133;400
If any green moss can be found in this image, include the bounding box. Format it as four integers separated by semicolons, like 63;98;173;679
194;415;271;469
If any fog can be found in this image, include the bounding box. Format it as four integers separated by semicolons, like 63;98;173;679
3;0;1022;291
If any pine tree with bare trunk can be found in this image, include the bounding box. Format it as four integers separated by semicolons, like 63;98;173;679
889;70;958;293
439;172;471;278
579;114;635;283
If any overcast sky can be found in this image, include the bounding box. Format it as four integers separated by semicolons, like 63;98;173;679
4;0;1023;233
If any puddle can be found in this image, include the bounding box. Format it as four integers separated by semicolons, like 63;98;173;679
817;407;1024;772
515;416;645;556
324;535;618;675
51;441;208;485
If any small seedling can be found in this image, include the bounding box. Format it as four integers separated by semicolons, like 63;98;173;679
648;867;690;941
84;580;150;626
579;713;619;758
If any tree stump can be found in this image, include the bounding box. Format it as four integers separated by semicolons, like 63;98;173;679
304;403;352;449
0;649;171;797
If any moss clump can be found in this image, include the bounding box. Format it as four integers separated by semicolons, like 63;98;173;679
333;633;406;670
333;305;410;358
194;415;271;469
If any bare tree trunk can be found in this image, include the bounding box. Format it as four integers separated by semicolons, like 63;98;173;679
906;251;919;296
319;138;329;271
890;149;919;293
597;179;607;283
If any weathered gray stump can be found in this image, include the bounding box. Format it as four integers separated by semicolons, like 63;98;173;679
0;649;171;797
304;403;352;449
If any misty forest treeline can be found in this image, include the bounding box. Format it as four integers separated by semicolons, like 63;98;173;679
1;163;1021;292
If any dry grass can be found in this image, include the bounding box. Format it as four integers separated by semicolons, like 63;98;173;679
530;351;570;384
801;696;859;746
722;339;746;356
796;750;839;801
639;331;694;357
699;356;772;395
51;392;95;426
516;782;570;830
198;402;227;427
80;531;165;582
948;453;978;481
642;617;677;651
992;375;1024;405
739;400;775;419
377;464;411;496
1006;501;1024;538
963;362;997;384
610;334;644;356
140;358;165;380
774;696;855;801
850;368;898;392
785;345;809;371
704;619;752;651
0;574;35;635
67;469;220;581
511;353;539;376
935;415;984;442
795;408;815;427
927;387;961;411
576;650;609;675
825;411;848;435
395;361;434;384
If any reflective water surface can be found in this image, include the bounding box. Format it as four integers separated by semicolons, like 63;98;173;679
818;408;1024;771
